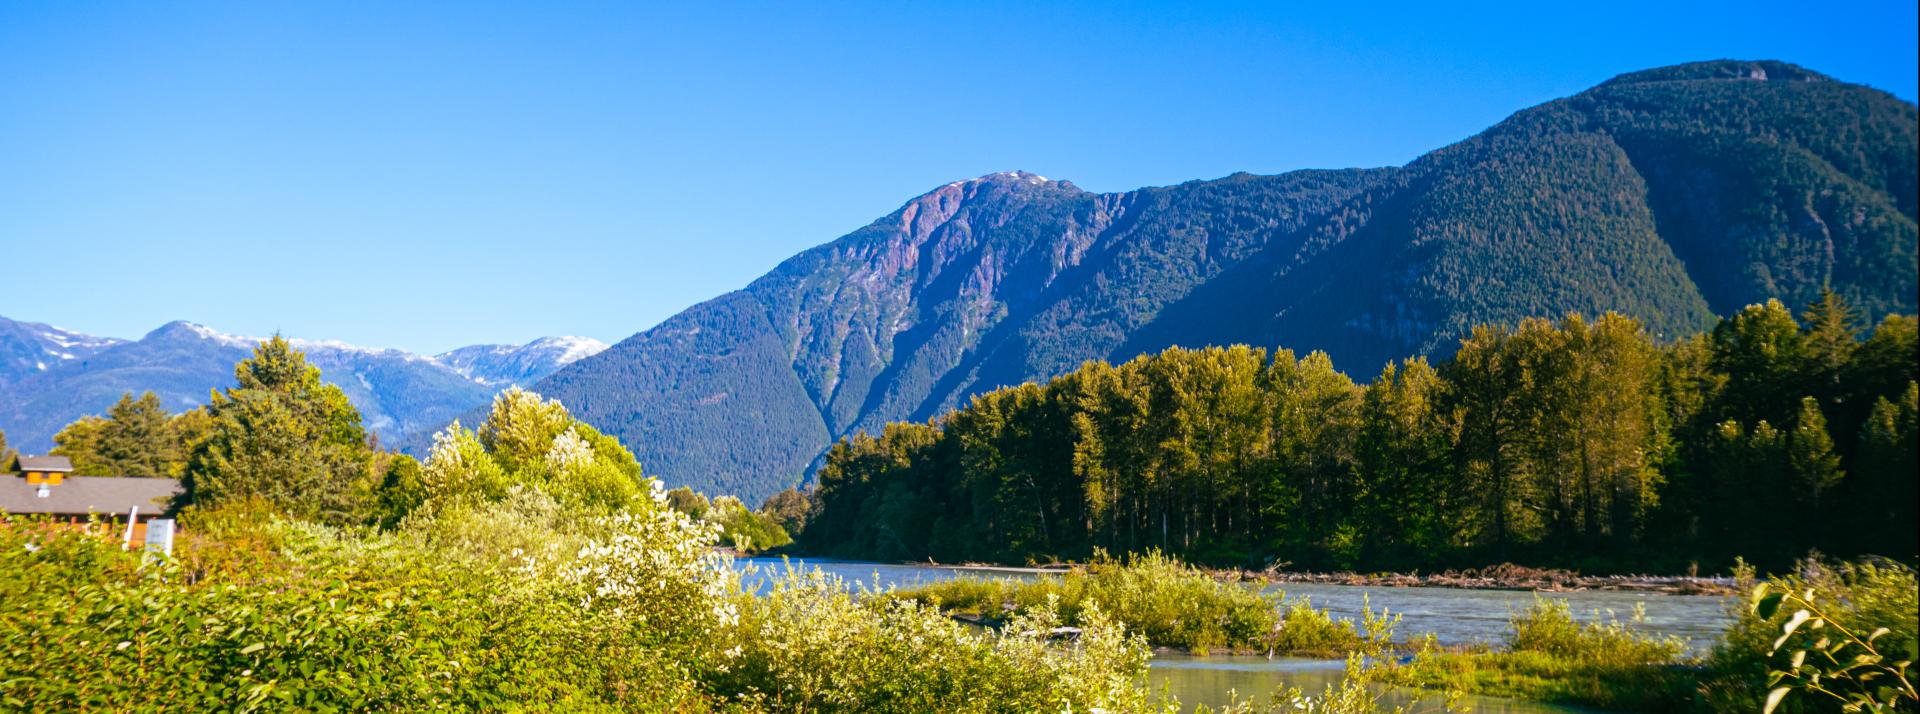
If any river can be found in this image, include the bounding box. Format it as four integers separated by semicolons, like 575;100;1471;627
734;557;1734;712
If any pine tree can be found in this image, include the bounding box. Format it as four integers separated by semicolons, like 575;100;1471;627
1801;288;1860;407
1788;397;1845;506
1787;397;1845;553
1853;384;1919;556
49;392;195;477
99;392;178;477
181;336;377;522
51;416;111;475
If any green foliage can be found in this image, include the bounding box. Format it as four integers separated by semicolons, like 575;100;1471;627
50;391;200;478
758;486;811;535
412;387;647;515
887;551;1382;656
0;489;1159;712
1202;655;1463;713
809;300;1920;573
1702;561;1919;713
1750;580;1917;713
180;337;379;523
1505;599;1688;664
661;487;793;554
1369;599;1694;711
711;567;1154;713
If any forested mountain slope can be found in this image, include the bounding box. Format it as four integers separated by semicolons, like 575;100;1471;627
533;60;1918;500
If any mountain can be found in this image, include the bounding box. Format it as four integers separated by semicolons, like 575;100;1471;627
0;319;606;453
528;60;1917;503
0;316;126;389
437;337;609;386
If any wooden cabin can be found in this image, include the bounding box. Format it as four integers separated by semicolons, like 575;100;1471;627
2;455;183;542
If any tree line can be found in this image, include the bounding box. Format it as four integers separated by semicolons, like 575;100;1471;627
802;293;1918;572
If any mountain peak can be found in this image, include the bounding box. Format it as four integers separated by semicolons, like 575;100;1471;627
145;320;245;346
943;170;1070;191
1598;59;1832;89
434;336;609;386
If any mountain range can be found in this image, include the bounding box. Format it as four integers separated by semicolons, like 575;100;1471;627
0;315;605;453
523;60;1917;502
3;60;1911;503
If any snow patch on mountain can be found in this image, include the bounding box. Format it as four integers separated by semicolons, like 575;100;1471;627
435;336;608;386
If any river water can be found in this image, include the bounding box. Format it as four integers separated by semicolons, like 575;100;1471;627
734;557;1733;712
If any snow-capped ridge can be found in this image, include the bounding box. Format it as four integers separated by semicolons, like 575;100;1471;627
434;336;608;386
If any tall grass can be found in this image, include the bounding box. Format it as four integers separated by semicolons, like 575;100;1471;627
885;550;1396;656
1367;598;1695;711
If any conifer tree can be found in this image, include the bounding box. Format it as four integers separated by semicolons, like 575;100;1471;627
1851;384;1917;554
1801;288;1860;406
181;336;377;522
1787;397;1845;507
50;416;110;475
50;392;189;477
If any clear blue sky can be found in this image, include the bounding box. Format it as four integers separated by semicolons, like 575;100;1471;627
3;1;1914;354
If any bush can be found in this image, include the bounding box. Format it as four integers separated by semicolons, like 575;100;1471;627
0;492;1168;712
1368;598;1694;711
710;564;1152;713
887;550;1391;656
1700;560;1918;713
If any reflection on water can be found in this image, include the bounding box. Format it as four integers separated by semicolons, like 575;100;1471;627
1270;581;1732;651
1148;653;1595;713
736;557;1724;712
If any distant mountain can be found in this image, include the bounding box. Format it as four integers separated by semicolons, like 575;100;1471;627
529;60;1918;502
0;317;126;388
437;337;609;386
0;317;605;453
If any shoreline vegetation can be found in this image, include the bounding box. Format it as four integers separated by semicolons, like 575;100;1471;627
872;557;1739;595
803;297;1919;582
3;325;1913;712
884;553;1915;712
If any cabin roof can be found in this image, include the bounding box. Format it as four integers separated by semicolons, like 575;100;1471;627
0;475;181;516
15;455;74;473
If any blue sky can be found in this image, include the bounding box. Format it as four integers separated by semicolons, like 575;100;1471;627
2;1;1914;354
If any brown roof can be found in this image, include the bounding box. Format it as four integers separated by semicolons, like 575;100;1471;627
0;475;181;516
15;455;74;472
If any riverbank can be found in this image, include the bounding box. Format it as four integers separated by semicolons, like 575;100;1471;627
1245;563;1737;595
907;558;1739;596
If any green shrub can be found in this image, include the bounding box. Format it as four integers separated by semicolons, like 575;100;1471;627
1;492;1167;712
887;550;1392;656
1507;599;1688;664
710;565;1153;713
1700;560;1918;713
1368;598;1695;711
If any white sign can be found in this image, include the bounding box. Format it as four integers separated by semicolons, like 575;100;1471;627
143;518;175;558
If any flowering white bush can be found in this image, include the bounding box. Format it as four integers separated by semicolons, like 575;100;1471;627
562;494;741;640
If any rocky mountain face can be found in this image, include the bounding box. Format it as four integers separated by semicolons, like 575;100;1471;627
0;317;605;453
532;60;1918;502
